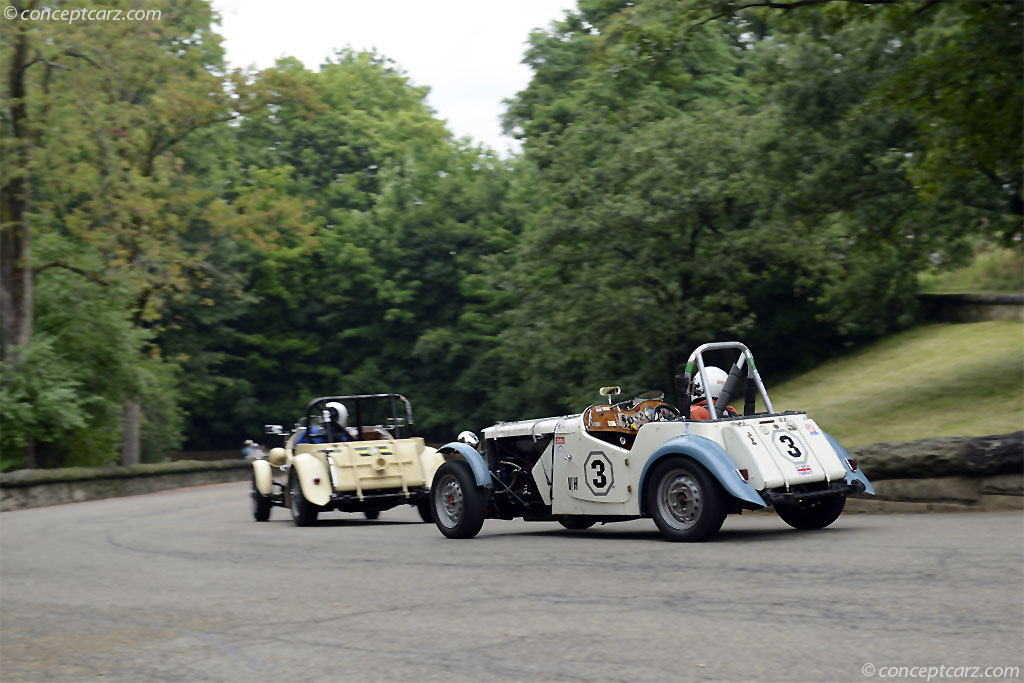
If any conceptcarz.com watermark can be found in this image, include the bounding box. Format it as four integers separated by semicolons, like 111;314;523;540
3;6;161;22
862;663;1021;681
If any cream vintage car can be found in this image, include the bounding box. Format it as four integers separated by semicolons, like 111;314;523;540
251;394;443;525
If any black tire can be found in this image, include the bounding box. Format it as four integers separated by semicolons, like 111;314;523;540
251;474;271;522
288;468;320;527
416;497;433;523
775;495;846;530
432;461;486;539
558;517;596;530
363;510;380;520
646;457;727;542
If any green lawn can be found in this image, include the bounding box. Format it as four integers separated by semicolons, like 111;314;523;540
918;244;1023;294
763;321;1024;447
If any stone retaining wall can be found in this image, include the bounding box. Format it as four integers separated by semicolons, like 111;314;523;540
918;293;1024;323
847;431;1023;512
1;433;1021;513
0;459;251;512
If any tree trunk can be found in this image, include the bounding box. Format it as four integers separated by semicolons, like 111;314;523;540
2;10;36;469
121;398;141;466
1;12;33;360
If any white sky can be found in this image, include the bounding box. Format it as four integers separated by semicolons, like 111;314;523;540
213;0;577;155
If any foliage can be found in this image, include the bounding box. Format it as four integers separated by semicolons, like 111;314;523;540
918;243;1024;295
2;0;1020;464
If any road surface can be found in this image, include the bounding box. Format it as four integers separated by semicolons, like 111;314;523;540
1;482;1022;682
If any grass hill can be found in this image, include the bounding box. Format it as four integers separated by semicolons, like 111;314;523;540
765;320;1023;447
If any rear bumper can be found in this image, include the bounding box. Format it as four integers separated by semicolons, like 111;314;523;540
761;479;866;506
329;486;429;511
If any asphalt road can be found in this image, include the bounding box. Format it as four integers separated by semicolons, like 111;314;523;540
1;482;1022;683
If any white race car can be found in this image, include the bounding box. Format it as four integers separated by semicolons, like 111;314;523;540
430;342;874;541
251;394;444;525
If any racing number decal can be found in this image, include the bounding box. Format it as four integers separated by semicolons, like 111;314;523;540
777;434;802;458
583;451;614;496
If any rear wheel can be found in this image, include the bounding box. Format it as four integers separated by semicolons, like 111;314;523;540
288;468;320;527
416;497;433;523
251;474;271;522
558;517;596;530
432;461;486;539
363;510;380;520
646;457;726;542
775;495;846;530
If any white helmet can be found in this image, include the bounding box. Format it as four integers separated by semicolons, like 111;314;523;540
325;401;348;426
457;430;479;449
693;367;729;402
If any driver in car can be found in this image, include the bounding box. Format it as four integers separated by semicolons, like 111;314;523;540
689;367;739;421
295;402;357;444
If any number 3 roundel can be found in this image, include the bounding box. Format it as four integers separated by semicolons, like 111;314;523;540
584;451;614;496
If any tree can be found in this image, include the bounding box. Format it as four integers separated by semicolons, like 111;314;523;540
1;1;316;467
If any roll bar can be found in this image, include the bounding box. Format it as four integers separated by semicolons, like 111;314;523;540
683;342;774;420
302;393;414;440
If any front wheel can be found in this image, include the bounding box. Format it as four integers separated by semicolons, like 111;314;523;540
432;461;486;539
646;457;726;542
251;474;271;522
775;495;846;530
289;468;320;527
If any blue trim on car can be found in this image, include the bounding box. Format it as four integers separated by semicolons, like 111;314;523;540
638;435;767;511
439;441;491;487
826;432;875;495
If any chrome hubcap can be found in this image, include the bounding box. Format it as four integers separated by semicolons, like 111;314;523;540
436;474;463;528
659;471;702;530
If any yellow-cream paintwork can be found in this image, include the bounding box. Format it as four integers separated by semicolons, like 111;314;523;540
287;437;442;507
252;458;274;496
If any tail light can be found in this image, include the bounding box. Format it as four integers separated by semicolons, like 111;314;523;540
313;476;321;485
846;458;858;471
736;468;749;482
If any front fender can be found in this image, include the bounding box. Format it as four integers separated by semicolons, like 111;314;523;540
291;452;333;507
639;435;767;511
826;432;875;495
252;459;273;497
438;441;490;487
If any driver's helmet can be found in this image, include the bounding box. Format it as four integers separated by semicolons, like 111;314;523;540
693;366;729;403
325;401;348;427
457;430;480;449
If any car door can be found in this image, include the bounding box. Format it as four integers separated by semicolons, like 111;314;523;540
551;427;631;514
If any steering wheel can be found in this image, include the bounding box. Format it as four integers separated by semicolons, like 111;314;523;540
651;402;682;421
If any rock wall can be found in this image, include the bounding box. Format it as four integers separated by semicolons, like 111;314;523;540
847;431;1023;511
1;433;1021;513
0;460;251;512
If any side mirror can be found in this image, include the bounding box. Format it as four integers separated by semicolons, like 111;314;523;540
264;424;285;436
599;386;621;403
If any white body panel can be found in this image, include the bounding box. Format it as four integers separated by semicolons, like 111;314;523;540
497;411;851;516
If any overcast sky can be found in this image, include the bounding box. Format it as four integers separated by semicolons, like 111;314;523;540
212;0;576;155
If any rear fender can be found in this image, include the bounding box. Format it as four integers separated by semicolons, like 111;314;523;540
419;446;445;488
826;432;875;495
639;435;766;513
252;459;273;497
438;441;490;487
291;451;333;507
